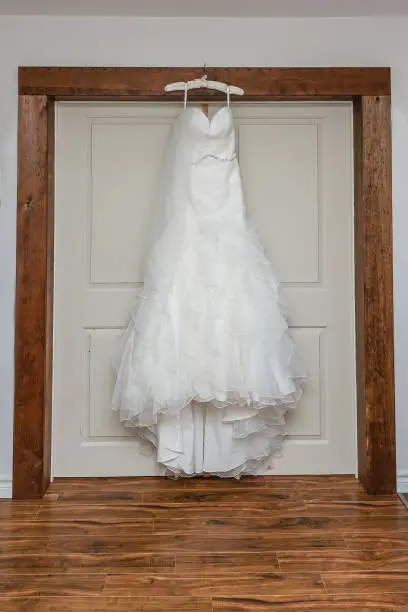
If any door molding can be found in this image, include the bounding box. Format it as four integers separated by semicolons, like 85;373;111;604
13;67;395;498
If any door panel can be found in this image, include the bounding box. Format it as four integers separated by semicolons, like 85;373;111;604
54;102;355;476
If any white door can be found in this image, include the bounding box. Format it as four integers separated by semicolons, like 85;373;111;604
53;101;355;477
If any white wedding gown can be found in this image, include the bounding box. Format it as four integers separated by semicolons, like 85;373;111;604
112;102;307;477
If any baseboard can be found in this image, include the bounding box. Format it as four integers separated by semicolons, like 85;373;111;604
397;471;408;493
0;476;12;499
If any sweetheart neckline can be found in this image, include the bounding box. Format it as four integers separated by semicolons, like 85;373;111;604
188;106;232;128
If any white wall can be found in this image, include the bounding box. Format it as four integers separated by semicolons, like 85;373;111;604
1;15;408;495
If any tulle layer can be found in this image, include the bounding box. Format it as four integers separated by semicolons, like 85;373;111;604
112;206;307;472
155;402;290;479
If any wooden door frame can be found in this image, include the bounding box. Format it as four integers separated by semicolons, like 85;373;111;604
13;67;395;498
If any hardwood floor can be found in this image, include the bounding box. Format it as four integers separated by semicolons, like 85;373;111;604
0;476;407;610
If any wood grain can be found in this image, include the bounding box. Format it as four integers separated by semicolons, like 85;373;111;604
48;475;267;492
19;67;391;98
176;552;280;574
212;593;408;610
0;553;175;574
0;503;39;521
1;477;407;609
103;572;325;598
305;496;407;514
153;513;408;535
0;573;104;597
44;532;346;554
345;532;408;551
0;518;153;537
13;95;54;500
0;597;213;611
322;570;408;594
142;488;296;505
353;95;396;494
35;499;309;518
278;549;408;572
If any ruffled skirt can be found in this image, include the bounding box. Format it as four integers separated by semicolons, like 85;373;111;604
112;204;306;477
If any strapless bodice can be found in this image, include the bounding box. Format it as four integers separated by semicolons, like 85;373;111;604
184;107;236;163
173;106;242;217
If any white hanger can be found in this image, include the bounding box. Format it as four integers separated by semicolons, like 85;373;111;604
164;65;244;97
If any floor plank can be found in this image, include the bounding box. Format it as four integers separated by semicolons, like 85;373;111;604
0;596;212;611
32;500;311;520
212;592;408;610
0;553;175;573
0;519;153;538
0;503;39;521
45;532;346;554
0;573;105;597
176;552;280;574
153;513;408;535
0;538;49;554
345;532;408;551
103;572;325;597
142;489;299;504
322;570;408;594
305;498;408;516
278;548;408;572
